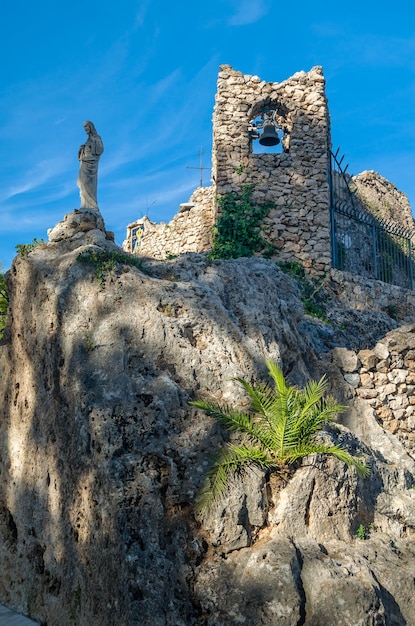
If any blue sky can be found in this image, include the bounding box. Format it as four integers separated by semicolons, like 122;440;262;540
1;0;414;269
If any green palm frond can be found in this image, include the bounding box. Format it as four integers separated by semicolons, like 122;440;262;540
282;443;370;478
196;444;275;513
293;397;348;443
191;361;370;512
266;359;289;396
321;445;370;477
235;378;276;417
190;398;278;451
190;399;254;433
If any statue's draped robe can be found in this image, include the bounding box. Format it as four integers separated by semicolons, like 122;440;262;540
77;135;104;210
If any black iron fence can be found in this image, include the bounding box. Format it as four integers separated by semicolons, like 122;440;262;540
329;150;415;290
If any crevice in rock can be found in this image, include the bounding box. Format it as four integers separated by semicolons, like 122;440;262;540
290;540;307;626
304;476;315;527
371;570;406;625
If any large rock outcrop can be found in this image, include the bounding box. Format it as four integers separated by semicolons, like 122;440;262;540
1;209;415;625
353;170;415;232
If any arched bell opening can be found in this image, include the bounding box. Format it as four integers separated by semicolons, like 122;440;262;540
248;102;290;155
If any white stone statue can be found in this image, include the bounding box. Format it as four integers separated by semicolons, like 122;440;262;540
77;121;104;210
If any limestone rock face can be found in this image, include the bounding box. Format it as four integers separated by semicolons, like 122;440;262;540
1;212;415;625
353;170;415;232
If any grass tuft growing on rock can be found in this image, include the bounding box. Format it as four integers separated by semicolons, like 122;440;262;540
77;248;147;289
16;238;46;257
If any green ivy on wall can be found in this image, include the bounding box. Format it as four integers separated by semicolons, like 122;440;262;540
208;185;276;260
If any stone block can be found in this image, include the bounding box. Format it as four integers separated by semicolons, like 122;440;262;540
376;406;393;420
374;342;390;360
344;373;360;388
376;359;391;373
387;369;408;384
388;419;400;433
358;349;378;370
360;373;374;388
356;388;378;399
380;383;397;397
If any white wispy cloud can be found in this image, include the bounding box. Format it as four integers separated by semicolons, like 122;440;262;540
2;157;70;202
0;206;65;232
99;58;216;180
228;0;270;26
1;158;68;201
354;35;415;69
133;0;152;28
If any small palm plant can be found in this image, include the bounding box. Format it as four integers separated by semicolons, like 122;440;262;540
190;361;370;512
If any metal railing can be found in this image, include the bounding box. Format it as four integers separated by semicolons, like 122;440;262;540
329;149;415;290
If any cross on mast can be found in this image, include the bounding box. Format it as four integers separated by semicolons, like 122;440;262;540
186;146;211;187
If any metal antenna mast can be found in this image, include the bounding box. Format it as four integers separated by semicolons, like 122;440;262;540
186;146;210;187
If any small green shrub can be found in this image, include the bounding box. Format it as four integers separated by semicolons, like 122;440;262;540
208;185;277;260
77;249;146;289
278;261;329;322
157;303;175;317
83;331;94;352
16;238;46;257
278;260;305;279
303;299;328;320
383;304;398;322
356;524;367;540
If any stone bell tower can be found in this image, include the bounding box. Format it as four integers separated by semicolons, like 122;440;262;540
125;65;334;274
212;65;333;274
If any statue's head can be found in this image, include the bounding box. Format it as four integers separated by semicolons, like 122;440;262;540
83;121;97;136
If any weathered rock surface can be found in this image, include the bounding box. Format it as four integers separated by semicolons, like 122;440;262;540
1;211;415;625
353;170;415;232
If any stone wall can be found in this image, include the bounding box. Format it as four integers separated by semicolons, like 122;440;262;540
330;326;415;460
212;64;332;275
357;325;415;457
329;269;415;324
123;186;214;259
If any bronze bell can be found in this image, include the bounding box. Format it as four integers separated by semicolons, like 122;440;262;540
259;122;280;147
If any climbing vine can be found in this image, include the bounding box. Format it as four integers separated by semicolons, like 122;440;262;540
208;185;276;260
